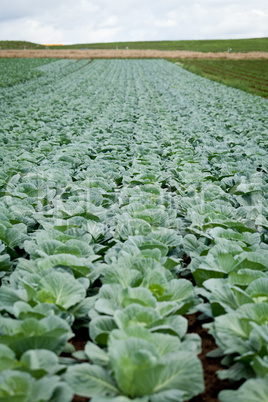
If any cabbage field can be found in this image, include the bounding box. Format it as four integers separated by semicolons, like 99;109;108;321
0;58;267;401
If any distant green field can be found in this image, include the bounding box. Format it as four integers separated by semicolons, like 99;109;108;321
1;38;268;52
60;37;268;52
0;41;45;49
168;59;268;98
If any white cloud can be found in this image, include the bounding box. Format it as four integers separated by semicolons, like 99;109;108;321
154;19;177;28
0;0;267;44
0;18;64;44
100;16;119;28
252;9;266;17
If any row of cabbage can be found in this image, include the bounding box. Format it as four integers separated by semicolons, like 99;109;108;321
0;58;56;88
0;58;267;401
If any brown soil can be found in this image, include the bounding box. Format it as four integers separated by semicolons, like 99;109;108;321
69;327;90;402
70;327;89;352
185;313;242;402
0;49;267;59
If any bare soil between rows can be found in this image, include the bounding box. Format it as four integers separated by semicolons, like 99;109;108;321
1;49;268;59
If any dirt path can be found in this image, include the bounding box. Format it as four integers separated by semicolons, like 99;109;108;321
1;49;267;59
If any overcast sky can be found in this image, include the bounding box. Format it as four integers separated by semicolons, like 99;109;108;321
0;0;267;45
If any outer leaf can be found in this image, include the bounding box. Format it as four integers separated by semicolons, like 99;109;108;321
121;287;157;309
31;375;64;402
84;341;109;366
37;254;93;277
89;316;117;345
150;389;186;402
0;345;20;372
65;363;119;398
219;375;268;402
49;382;74;402
0;370;33;401
0;315;73;357
91;397;149;402
115;219;152;240
246;278;268;303
20;349;63;375
37;271;86;309
150;353;204;398
109;336;204;399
